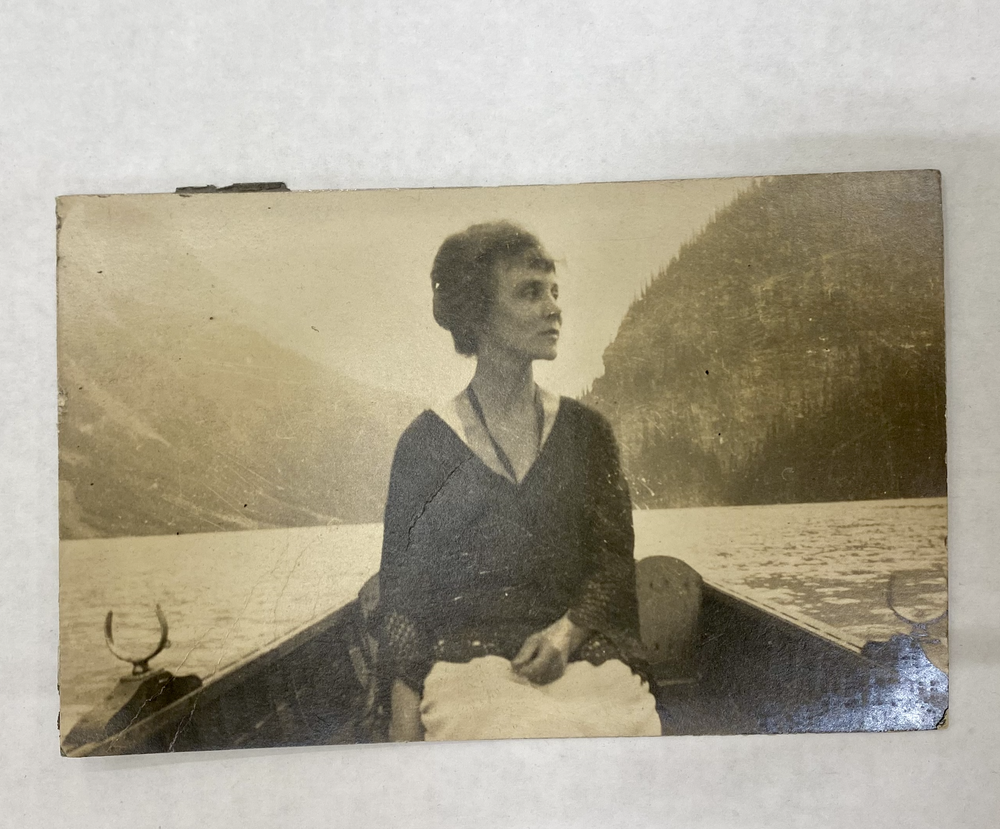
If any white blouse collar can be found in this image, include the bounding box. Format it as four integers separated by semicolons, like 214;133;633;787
431;386;561;481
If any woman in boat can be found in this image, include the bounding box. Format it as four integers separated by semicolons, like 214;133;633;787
378;221;661;741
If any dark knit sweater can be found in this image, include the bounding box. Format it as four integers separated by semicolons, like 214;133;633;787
378;398;648;692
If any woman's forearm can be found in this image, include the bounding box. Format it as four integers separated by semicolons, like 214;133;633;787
388;679;424;742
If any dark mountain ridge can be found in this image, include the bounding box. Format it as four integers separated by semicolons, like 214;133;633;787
583;171;946;507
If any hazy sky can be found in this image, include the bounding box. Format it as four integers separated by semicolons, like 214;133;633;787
58;177;751;402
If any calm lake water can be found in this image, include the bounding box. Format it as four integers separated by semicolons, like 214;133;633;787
59;497;947;732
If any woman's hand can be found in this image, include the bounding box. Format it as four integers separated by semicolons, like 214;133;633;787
511;614;590;685
388;679;424;742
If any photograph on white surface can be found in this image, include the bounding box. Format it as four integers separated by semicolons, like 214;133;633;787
57;171;947;755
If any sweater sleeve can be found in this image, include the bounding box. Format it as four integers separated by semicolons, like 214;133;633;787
567;412;645;661
377;421;437;693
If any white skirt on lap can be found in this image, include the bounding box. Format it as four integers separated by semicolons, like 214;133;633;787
420;656;662;741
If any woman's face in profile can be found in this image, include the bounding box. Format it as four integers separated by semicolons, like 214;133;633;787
480;263;561;363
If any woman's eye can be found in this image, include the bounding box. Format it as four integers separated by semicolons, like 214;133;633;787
517;282;556;301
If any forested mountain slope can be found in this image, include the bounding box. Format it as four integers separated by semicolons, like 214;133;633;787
584;171;945;507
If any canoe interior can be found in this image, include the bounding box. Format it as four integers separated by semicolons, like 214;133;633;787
66;581;947;756
660;586;947;735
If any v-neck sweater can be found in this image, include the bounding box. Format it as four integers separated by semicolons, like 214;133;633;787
378;397;648;692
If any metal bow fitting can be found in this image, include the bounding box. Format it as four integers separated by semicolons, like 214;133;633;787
886;571;948;645
104;604;171;675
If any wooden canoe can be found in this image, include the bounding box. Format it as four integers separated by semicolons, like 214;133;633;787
62;556;948;756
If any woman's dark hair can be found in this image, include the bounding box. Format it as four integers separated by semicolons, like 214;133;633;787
431;221;555;356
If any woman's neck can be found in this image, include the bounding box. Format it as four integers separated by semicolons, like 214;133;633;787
470;354;535;415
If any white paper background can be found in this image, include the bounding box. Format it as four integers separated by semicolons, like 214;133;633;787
3;2;998;827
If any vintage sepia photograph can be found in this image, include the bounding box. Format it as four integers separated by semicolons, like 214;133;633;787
57;171;947;755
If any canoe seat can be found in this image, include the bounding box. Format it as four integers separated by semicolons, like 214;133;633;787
636;556;704;686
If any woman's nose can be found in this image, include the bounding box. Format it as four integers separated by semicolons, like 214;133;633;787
544;293;561;319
